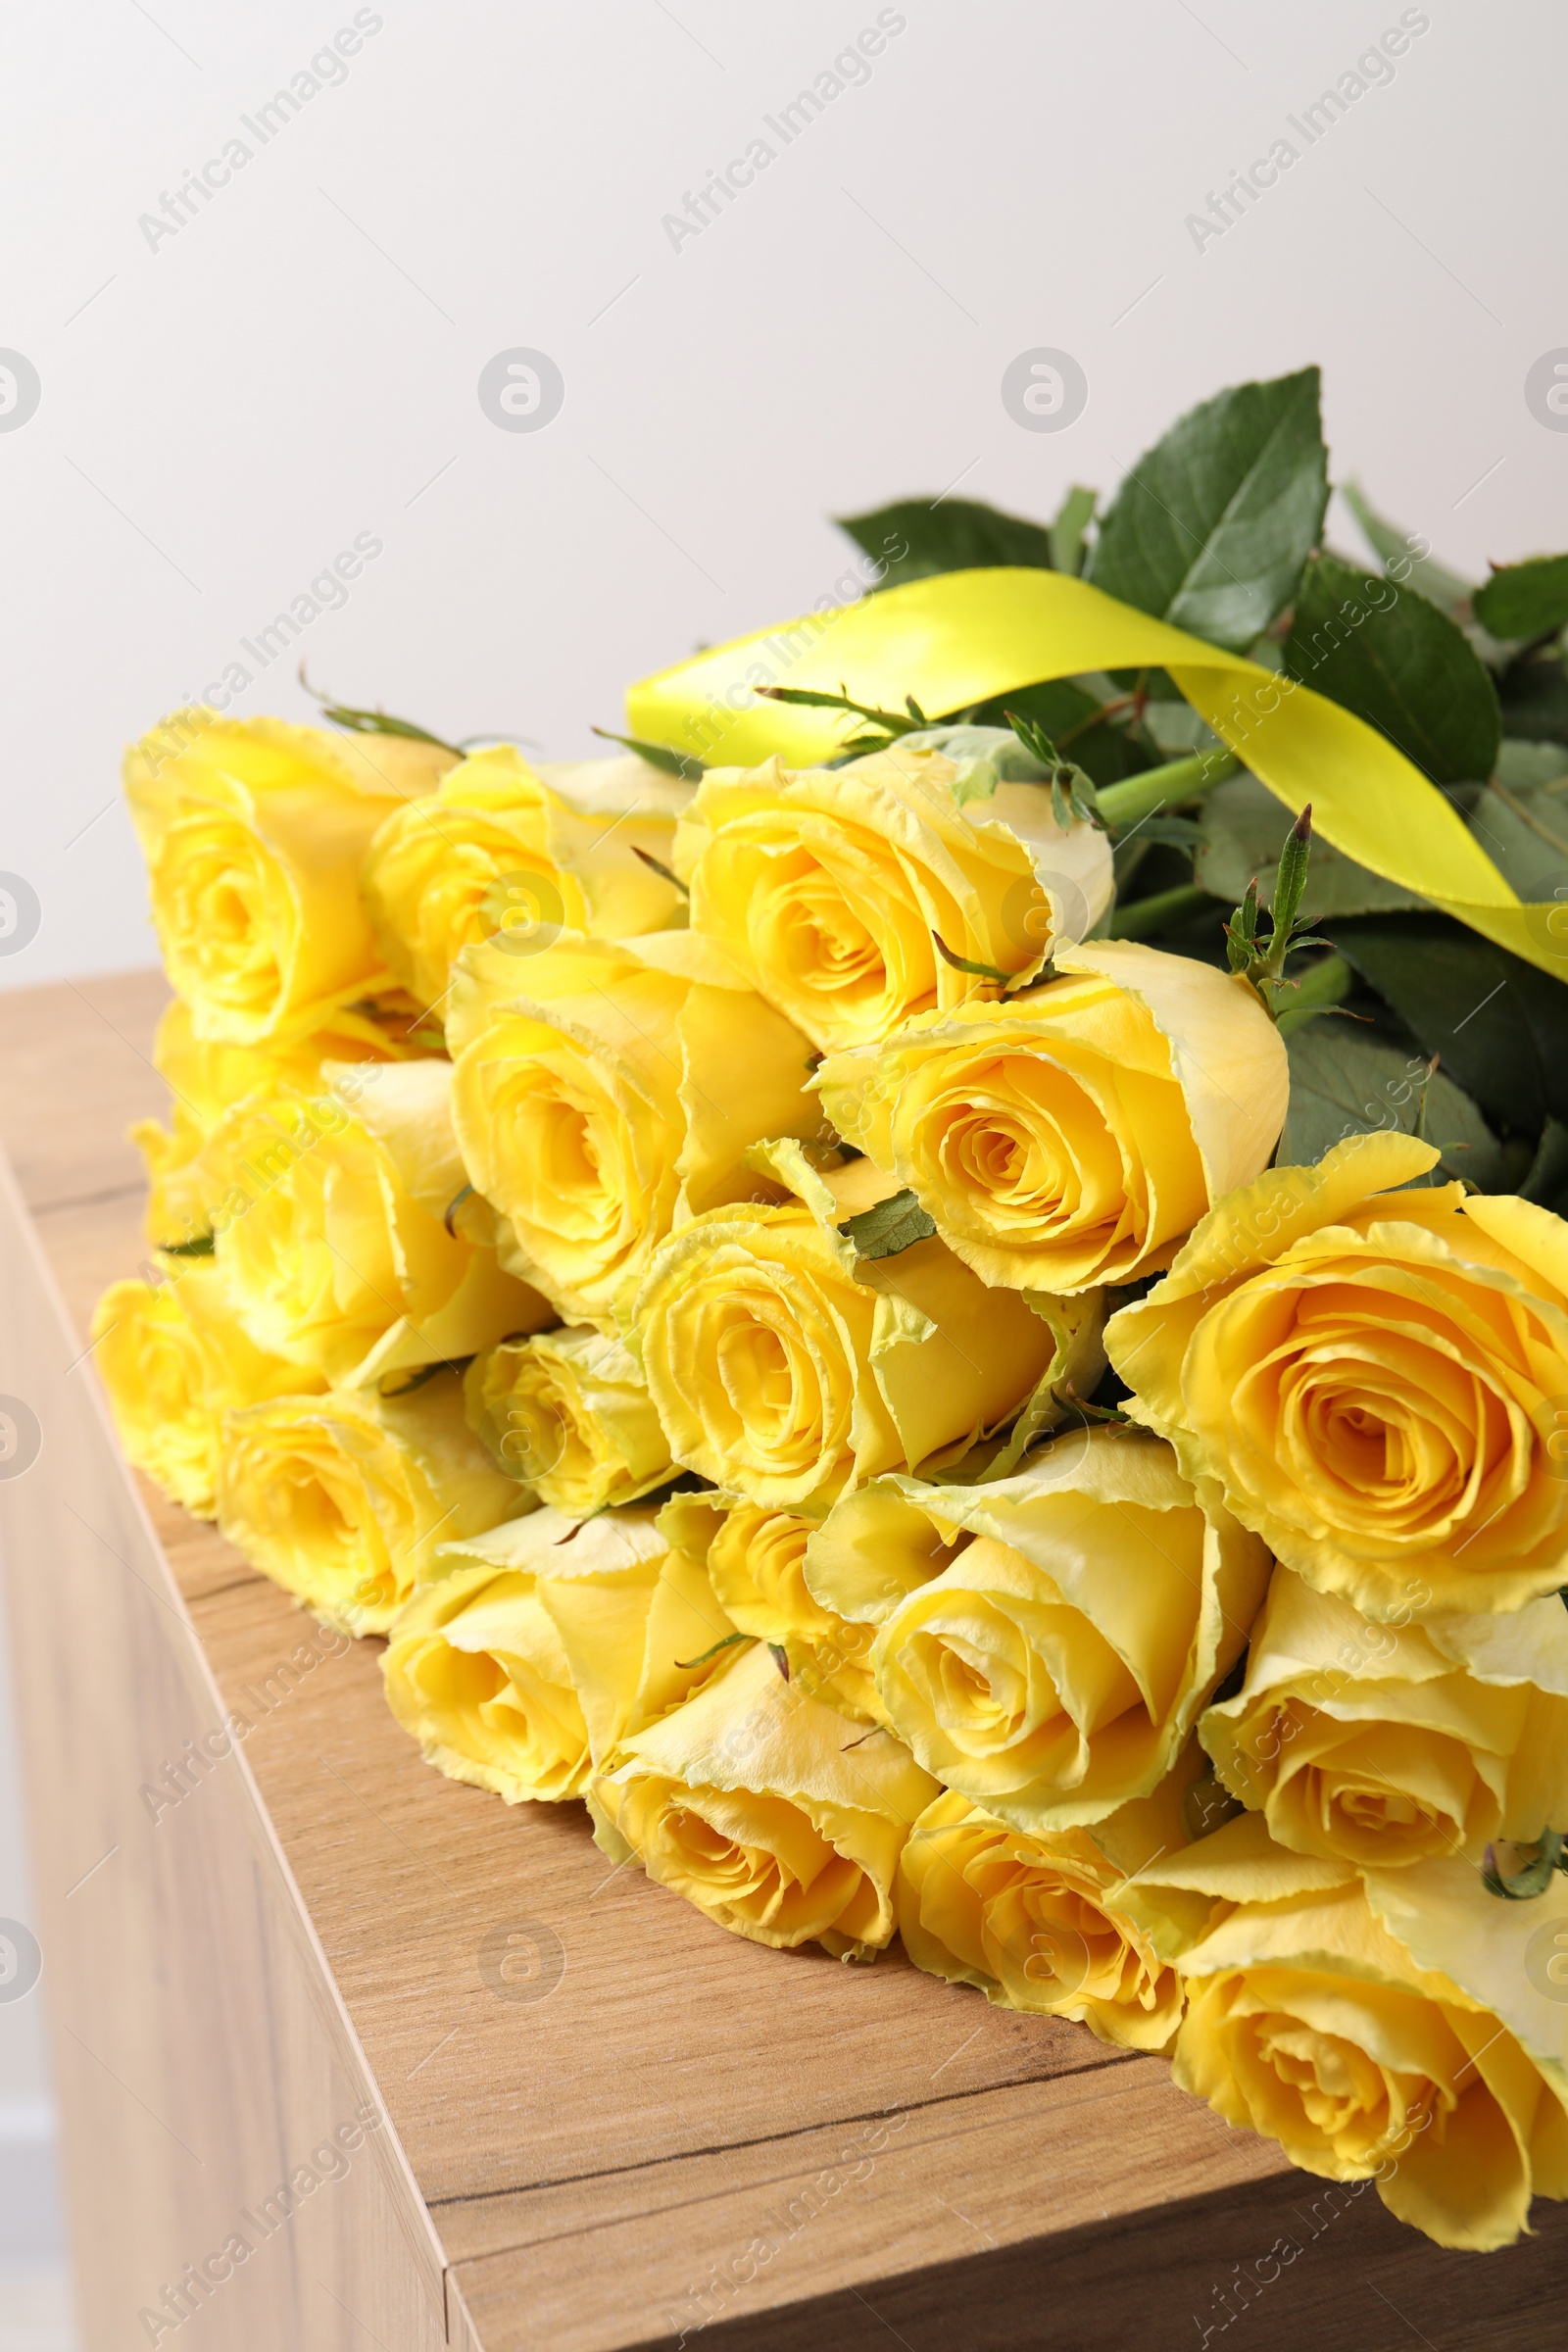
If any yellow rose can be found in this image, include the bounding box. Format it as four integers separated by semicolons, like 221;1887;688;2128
463;1326;672;1516
1106;1132;1568;1619
381;1504;730;1803
815;940;1287;1294
361;743;687;1012
217;1369;523;1632
449;932;820;1327
806;1426;1270;1828
1202;1564;1568;1870
131;992;443;1248
1117;1816;1568;2252
124;710;454;1043
896;1788;1183;2049
660;1493;884;1724
149;989;441;1131
674;741;1114;1054
633;1142;1067;1514
91;1264;323;1516
199;1060;549;1385
591;1639;937;1957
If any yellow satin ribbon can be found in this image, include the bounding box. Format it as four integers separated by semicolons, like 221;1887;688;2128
627;566;1568;982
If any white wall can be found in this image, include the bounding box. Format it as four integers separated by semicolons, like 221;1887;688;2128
1;0;1564;998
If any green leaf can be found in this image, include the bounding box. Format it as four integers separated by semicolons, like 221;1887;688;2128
1088;368;1329;653
1522;1116;1568;1213
1200;753;1568;914
1469;742;1568;902
1331;912;1568;1138
1284;554;1501;785
1497;740;1568;790
1281;1027;1506;1188
838;1187;938;1261
1140;701;1222;758
1339;482;1474;613
590;726;704;780
159;1233;215;1257
836;497;1056;591
1127;814;1204;850
1049;485;1097;576
1275;951;1353;1037
1474;555;1568;643
1196;774;1423;918
1499;648;1568;748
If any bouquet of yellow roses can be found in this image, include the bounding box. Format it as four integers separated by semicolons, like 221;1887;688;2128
96;368;1568;2254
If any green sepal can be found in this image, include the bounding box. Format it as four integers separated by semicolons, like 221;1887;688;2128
1271;806;1313;941
1482;1828;1567;1900
301;667;459;753
757;683;928;754
837;1187;938;1262
674;1631;752;1670
631;845;690;896
1048;484;1098;576
1473;555;1568;643
1181;1769;1247;1844
590;726;705;780
1004;710;1104;830
931;931;1012;986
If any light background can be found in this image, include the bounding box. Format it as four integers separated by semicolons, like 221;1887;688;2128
0;4;1562;2341
2;0;1567;994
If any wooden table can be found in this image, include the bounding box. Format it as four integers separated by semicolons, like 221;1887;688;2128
1;970;1563;2351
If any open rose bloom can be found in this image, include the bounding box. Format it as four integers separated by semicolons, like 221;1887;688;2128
632;1140;1076;1514
381;1505;730;1802
124;711;455;1044
807;1427;1270;1828
591;1639;937;1958
674;739;1114;1054
1200;1564;1568;1869
362;744;685;1011
1107;1133;1568;1620
816;940;1288;1295
897;1787;1183;2050
1114;1814;1568;2253
449;932;819;1327
217;1370;524;1633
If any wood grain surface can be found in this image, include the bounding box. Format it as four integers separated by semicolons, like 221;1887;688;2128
0;967;1563;2350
